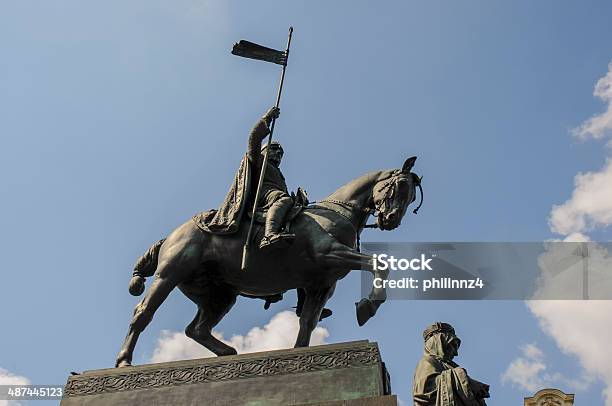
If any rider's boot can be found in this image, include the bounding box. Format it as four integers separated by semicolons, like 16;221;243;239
259;196;295;251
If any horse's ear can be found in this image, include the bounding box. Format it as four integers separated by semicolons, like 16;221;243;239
402;156;417;173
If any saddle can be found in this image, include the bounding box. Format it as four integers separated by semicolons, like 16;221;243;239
192;187;309;235
247;187;309;232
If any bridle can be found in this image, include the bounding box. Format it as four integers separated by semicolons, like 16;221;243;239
365;171;423;228
318;171;423;230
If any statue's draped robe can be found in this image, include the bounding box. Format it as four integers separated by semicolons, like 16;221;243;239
413;335;487;406
197;155;252;234
195;119;289;235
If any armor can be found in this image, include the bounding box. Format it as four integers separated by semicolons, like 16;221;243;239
246;109;295;251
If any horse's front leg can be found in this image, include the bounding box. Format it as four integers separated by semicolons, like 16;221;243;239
116;228;201;367
116;270;181;367
295;285;335;347
321;242;387;326
319;242;373;270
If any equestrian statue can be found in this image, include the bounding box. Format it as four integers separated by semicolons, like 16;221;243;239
115;29;423;368
115;106;422;367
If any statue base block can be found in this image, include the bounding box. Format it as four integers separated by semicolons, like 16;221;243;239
61;340;396;406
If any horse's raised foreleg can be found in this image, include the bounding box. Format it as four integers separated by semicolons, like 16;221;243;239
320;243;373;270
295;285;335;347
183;284;238;356
321;242;387;326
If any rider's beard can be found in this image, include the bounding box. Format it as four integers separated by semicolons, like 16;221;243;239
269;155;281;167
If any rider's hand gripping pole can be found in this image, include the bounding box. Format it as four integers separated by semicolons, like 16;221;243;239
241;27;293;271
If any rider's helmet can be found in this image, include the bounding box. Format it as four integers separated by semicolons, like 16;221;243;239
261;141;283;153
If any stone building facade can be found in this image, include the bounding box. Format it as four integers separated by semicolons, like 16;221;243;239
524;388;574;406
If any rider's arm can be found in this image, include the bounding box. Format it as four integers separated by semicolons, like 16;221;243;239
247;107;279;166
247;119;270;167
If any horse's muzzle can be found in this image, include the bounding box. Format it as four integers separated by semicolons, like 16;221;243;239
380;210;401;230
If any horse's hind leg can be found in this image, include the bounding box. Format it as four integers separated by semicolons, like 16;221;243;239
295;285;335;348
183;284;238;356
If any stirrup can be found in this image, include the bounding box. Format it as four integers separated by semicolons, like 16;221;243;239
259;233;295;251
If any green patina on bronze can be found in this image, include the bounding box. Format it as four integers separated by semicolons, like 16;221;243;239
116;104;422;369
116;30;423;370
63;341;394;406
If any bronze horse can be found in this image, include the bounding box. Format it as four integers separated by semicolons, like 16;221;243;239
116;156;422;367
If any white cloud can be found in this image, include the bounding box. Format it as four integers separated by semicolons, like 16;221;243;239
531;62;612;405
151;330;211;363
549;159;612;236
573;63;612;140
528;301;608;397
561;232;591;242
502;344;547;392
0;368;30;406
522;343;544;360
151;310;329;363
502;342;591;393
0;368;29;386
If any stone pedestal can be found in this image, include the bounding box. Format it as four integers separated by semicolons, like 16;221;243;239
61;340;396;406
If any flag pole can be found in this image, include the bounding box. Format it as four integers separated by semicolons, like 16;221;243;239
241;27;293;271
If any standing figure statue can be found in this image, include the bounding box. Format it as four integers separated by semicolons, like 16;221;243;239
413;322;490;405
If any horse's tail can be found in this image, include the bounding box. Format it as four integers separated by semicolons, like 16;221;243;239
128;238;166;296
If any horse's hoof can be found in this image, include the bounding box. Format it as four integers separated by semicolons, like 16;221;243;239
115;353;132;368
319;308;333;321
128;276;145;296
116;359;132;368
218;348;238;357
355;298;377;326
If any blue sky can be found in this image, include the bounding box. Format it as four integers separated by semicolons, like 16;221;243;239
2;1;612;405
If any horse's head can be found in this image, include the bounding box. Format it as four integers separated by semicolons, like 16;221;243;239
372;156;423;231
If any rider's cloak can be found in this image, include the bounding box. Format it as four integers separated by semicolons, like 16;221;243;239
194;154;252;235
193;117;291;235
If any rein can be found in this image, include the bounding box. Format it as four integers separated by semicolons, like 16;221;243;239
413;182;423;214
312;171;424;231
319;198;372;213
316;199;374;232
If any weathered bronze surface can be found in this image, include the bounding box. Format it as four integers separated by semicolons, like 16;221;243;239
413;323;490;405
298;396;398;406
64;341;395;406
115;107;422;368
